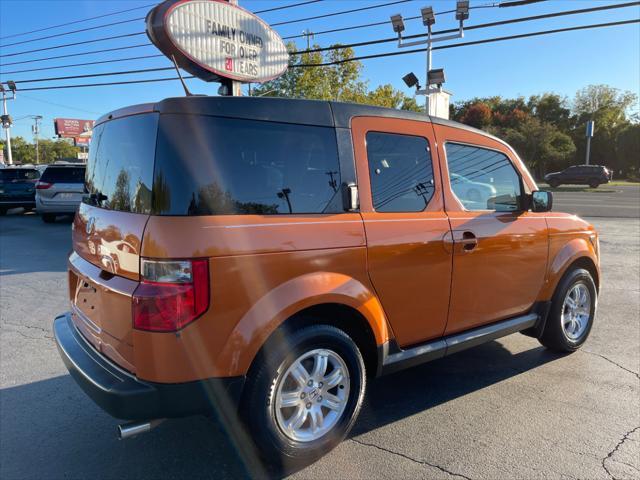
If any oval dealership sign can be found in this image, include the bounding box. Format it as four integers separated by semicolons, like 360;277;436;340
146;0;289;83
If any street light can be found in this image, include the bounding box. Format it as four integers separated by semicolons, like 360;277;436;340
427;68;446;86
421;7;435;26
6;80;17;92
402;72;421;89
456;0;469;21
390;14;405;33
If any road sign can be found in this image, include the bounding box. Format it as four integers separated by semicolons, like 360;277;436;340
146;0;289;84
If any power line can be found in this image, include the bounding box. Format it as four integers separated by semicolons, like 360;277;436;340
0;32;147;59
297;1;640;55
18;94;103;115
0;54;165;76
254;0;324;14
7;18;637;92
0;0;323;49
293;18;640;68
0;0;408;59
0;3;154;41
11;76;198;92
4;2;636;82
270;0;412;27
0;44;152;68
282;3;499;40
9;66;177;85
0;18;144;49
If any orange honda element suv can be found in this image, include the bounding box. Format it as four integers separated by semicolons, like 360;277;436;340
54;97;600;465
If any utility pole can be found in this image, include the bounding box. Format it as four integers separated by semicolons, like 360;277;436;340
31;116;42;164
302;29;314;50
0;81;17;165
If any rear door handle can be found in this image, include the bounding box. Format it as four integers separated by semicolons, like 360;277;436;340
459;231;478;251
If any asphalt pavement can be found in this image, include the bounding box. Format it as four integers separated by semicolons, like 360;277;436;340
1;186;638;479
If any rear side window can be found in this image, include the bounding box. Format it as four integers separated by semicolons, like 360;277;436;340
41;167;84;183
153;115;342;215
366;132;434;212
85;113;158;214
445;143;522;212
0;169;39;182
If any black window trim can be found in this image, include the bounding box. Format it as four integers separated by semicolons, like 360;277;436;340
365;129;436;214
443;140;528;213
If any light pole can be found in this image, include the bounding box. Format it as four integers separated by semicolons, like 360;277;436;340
31;115;42;164
391;1;469;115
585;120;595;165
0;81;17;165
302;29;315;50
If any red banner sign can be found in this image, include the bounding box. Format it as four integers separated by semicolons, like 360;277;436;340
54;118;95;138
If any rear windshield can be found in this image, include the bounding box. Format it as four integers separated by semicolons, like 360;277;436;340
40;166;85;184
84;113;158;214
154;114;342;215
0;169;39;182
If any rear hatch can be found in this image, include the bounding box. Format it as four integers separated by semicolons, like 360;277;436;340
37;166;85;206
0;168;39;203
69;111;158;372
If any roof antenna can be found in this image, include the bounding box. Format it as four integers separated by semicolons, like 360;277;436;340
171;55;192;97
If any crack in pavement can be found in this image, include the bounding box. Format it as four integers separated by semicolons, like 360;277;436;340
1;321;54;340
602;426;640;479
351;438;472;480
583;350;640;381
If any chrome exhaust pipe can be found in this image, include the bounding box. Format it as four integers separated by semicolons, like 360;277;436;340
117;419;165;440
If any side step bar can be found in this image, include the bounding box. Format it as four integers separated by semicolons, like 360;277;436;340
380;313;539;376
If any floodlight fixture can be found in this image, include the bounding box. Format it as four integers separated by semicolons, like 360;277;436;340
6;80;17;92
402;72;421;89
456;0;469;21
427;68;446;86
421;6;435;27
390;14;405;33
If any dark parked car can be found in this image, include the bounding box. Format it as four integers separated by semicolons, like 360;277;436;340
0;167;40;215
544;165;612;188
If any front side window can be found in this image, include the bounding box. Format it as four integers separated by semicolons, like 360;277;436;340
366;132;434;212
154;115;342;215
446;143;522;212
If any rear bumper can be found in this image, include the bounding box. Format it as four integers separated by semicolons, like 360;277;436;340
54;313;245;420
36;197;80;213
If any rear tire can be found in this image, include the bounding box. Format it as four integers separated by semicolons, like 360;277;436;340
589;179;600;188
241;323;366;469
42;213;56;223
0;208;7;216
539;268;596;352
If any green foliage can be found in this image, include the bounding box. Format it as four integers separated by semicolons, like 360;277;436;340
452;85;638;179
1;136;80;164
253;43;420;112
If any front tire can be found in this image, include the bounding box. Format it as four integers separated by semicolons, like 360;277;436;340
241;324;366;468
41;213;56;223
539;268;597;352
549;179;560;188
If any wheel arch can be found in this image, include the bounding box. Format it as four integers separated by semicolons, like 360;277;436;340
215;272;390;378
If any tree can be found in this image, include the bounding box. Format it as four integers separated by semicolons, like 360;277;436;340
571;85;638;170
615;124;640;179
1;136;35;164
502;117;575;178
253;43;420;112
459;102;492;128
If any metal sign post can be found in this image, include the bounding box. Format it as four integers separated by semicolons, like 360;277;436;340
585;120;595;165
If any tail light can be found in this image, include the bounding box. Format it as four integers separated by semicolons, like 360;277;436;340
132;258;209;332
36;182;53;189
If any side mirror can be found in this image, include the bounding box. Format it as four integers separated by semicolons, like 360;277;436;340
531;190;553;212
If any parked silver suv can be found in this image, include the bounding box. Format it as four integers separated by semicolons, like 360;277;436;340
36;164;86;223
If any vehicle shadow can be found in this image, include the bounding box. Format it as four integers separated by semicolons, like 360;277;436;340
0;340;562;480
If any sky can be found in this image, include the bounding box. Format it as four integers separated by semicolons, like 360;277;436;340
0;0;639;141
